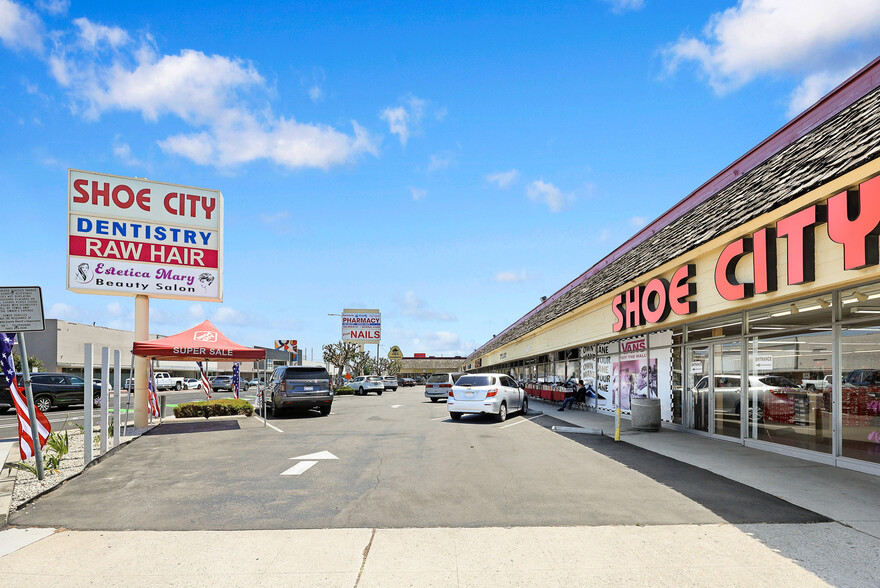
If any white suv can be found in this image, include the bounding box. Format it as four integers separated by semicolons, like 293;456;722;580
448;373;528;422
349;376;385;396
425;372;465;402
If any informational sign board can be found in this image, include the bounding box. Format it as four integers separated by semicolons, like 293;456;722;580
342;309;381;343
275;340;298;352
67;169;223;302
690;361;703;375
387;346;403;360
0;287;45;332
754;354;773;371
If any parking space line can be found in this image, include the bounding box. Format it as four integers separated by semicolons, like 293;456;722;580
253;415;284;433
431;417;446;421
498;414;544;429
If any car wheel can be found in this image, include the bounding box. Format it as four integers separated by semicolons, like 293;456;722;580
521;397;529;415
377;390;383;396
175;382;183;391
93;393;102;408
320;406;331;416
450;412;462;421
496;402;507;423
358;387;364;396
430;397;439;403
35;395;52;412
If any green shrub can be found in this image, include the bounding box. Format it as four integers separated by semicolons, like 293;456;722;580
334;386;354;395
173;398;254;419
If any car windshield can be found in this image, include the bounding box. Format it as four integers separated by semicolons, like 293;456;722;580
456;375;495;387
384;377;395;381
367;376;382;382
426;374;449;383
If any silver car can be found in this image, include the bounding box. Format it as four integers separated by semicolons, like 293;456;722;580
447;373;528;422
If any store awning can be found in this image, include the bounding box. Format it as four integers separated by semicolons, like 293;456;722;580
131;320;266;361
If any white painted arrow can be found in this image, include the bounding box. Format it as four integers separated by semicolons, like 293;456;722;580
391;405;402;408
281;461;318;476
292;451;338;460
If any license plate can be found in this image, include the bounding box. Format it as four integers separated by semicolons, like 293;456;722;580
304;386;313;391
466;391;473;398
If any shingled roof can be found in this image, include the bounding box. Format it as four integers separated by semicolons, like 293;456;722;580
469;67;880;363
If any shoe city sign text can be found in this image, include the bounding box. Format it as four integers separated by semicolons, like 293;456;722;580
612;174;880;332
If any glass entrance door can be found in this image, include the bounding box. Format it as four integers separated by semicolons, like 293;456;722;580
713;341;742;439
687;346;710;432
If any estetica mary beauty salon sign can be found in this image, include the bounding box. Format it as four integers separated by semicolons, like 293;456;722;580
67;169;223;302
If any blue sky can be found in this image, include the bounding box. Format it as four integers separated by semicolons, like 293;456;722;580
3;0;880;359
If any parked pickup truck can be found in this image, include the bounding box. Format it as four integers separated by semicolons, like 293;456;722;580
124;372;187;391
801;375;833;390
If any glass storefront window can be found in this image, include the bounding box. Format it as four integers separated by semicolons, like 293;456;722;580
748;296;833;335
714;341;742;439
840;323;880;464
746;332;832;454
688;315;743;342
840;281;880;322
671;346;682;424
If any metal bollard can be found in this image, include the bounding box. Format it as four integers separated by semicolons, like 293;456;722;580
83;343;93;464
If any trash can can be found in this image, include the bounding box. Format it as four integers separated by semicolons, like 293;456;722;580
630;397;661;431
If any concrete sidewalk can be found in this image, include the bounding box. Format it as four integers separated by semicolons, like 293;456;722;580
0;525;835;587
531;397;880;539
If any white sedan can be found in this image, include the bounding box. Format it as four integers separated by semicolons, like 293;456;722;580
447;373;528;422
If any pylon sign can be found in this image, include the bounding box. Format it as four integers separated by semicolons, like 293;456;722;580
387;346;403;360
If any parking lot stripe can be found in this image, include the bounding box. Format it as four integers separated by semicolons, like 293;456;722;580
253;415;284;433
430;417;446;421
280;460;318;476
498;414;544;429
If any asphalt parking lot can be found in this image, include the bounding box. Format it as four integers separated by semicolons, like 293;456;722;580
10;386;826;531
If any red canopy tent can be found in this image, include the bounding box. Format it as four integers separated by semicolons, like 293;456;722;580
132;320;266;361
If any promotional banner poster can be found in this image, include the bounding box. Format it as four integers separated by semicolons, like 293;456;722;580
612;338;648;411
580;345;596;389
596;344;612;408
652;331;674;422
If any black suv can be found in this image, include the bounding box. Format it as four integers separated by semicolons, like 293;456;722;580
266;366;333;417
0;373;101;413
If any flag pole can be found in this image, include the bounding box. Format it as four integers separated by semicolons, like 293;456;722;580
17;332;44;480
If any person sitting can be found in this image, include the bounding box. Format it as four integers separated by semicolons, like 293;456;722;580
558;380;589;411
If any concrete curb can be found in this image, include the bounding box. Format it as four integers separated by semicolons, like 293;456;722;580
7;425;158;518
1;442;18;529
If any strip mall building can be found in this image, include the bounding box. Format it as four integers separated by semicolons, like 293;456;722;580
466;57;880;476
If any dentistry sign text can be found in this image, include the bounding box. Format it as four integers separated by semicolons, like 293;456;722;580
67;169;223;302
612;174;880;332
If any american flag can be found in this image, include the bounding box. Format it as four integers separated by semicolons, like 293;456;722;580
232;362;240;399
1;333;51;460
197;361;212;399
147;362;160;418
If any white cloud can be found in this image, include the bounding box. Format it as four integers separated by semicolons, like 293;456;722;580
486;169;520;188
73;17;129;50
106;301;123;316
787;67;859;117
427;152;454;171
0;0;44;53
397;291;456;322
409;186;426;200
36;0;69;15
601;0;645;14
495;270;527;283
46;32;378;169
526;180;573;212
48;302;79;320
309;84;322;102
630;216;648;228
112;138;143;167
663;0;880;103
189;304;206;321
259;210;291;233
380;95;426;146
213;307;248;325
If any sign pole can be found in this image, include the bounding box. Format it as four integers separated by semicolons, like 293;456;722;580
17;333;45;480
134;294;149;428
